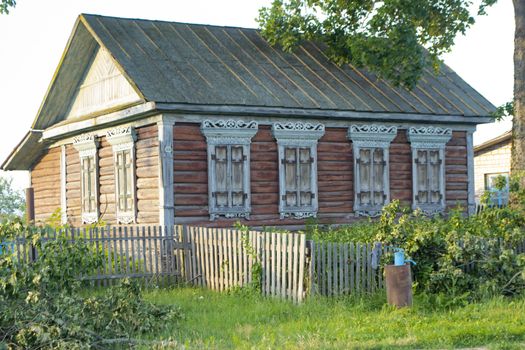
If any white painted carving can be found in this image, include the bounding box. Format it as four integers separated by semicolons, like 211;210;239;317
73;133;99;158
201;120;257;220
273;122;325;220
73;132;100;224
407;125;451;215
349;125;397;217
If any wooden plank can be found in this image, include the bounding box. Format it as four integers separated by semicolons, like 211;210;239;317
232;229;238;287
292;233;299;302
343;243;349;294
275;232;281;297
327;242;332;296
270;232;276;296
332;242;338;295
339;243;344;294
355;243;360;294
265;231;270;296
308;240;315;296
287;233;293;298
281;234;287;299
297;234;306;302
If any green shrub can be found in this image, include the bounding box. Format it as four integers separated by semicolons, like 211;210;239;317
0;218;180;349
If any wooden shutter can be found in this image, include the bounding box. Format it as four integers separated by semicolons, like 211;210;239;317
231;146;245;207
214;146;228;207
358;149;371;206
117;151;126;211
82;157;90;212
299;147;312;206
429;150;441;204
372;148;385;205
416;150;429;204
284;147;298;207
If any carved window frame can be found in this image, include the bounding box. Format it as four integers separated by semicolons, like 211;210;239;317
73;133;99;224
107;126;137;224
407;126;452;215
201;120;258;221
348;124;397;217
272;122;325;219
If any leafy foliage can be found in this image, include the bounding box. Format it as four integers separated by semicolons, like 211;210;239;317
492;101;514;121
0;176;25;221
0;218;180;349
0;0;15;15
258;0;497;89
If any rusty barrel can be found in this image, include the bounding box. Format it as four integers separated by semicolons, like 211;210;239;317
385;264;413;307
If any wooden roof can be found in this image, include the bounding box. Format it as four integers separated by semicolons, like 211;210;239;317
82;14;494;118
3;14;496;170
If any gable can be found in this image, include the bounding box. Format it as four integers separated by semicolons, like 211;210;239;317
66;47;141;120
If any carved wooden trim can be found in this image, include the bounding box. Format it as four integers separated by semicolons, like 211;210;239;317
158;118;175;229
407;126;452;214
106;126;137;224
272;122;324;219
201;120;257;220
348;124;397;217
73;133;99;224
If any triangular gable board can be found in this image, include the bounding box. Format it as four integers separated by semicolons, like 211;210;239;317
65;46;141;120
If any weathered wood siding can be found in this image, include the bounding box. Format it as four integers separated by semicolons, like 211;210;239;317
31;147;61;223
66;144;81;226
445;131;468;209
63;124;158;226
172;124;468;228
390;131;413;206
135;124;159;224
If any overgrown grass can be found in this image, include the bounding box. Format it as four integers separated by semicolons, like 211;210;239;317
143;287;525;349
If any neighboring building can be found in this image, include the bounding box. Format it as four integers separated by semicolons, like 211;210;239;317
474;131;511;204
1;14;495;229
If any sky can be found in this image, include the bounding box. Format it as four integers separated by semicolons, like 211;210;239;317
0;0;515;190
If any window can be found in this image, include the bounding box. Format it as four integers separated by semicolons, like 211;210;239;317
272;122;325;219
201;120;258;220
407;126;452;215
73;133;99;224
107;126;137;224
348;125;397;217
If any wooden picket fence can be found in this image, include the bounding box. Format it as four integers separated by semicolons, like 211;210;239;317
9;225;524;302
310;241;384;296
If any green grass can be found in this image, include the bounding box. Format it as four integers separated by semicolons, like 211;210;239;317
142;288;525;349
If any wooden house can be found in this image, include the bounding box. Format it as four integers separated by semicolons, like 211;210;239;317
474;130;511;204
1;14;495;229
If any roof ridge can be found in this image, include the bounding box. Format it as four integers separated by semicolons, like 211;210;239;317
80;13;259;31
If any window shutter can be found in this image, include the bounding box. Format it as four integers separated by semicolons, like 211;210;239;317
214;146;228;208
429;150;441;204
231;146;245;206
284;147;298;207
372;148;385;205
416;150;428;204
359;148;371;206
299;147;312;206
88;156;97;212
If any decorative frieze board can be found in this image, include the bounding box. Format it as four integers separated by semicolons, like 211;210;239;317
201;119;258;145
281;211;317;220
117;212;136;225
348;124;398;148
72;133;99;157
407;126;452;148
82;212;99;225
106;126;137;151
272;122;325;144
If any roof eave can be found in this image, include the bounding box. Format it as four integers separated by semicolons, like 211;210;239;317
155;103;494;125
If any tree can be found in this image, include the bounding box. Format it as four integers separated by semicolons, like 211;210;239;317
0;0;15;14
0;176;25;220
258;0;524;187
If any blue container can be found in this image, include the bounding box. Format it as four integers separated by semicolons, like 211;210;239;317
393;248;416;266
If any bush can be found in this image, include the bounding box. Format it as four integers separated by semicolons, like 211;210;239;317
0;218;180;349
306;200;525;302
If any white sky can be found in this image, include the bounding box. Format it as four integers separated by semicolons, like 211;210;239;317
0;0;515;190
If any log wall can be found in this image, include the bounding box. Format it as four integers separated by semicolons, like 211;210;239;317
63;124;158;226
172;124;468;228
31;147;61;223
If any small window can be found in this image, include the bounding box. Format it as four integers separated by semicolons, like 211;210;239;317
282;146;314;209
272;122;325;219
107;126;137;224
201;120;258;220
415;149;442;206
73;133;99;224
348;125;397;217
407;126;452;215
